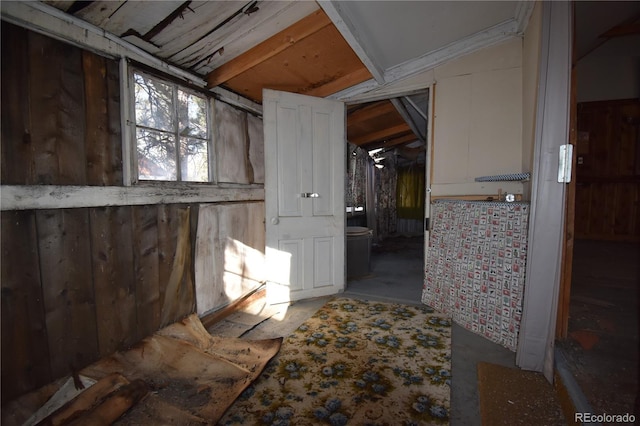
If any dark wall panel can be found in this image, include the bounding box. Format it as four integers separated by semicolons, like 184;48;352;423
37;209;99;379
0;23;254;403
576;99;640;241
1;25;32;184
132;205;162;341
1;211;51;403
90;206;137;357
1;22;121;186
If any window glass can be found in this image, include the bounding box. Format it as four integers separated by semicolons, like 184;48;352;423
132;71;211;182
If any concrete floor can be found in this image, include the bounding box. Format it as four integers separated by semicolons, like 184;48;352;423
210;235;519;425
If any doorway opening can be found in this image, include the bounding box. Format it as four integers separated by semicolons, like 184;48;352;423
344;89;429;302
557;1;640;416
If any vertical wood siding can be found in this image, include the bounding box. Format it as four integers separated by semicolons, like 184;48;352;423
1;205;198;403
37;209;98;379
0;23;264;403
90;206;137;356
1;25;32;184
575;99;640;241
1;23;123;186
1;211;51;399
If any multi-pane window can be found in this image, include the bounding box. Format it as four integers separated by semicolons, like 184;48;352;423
133;71;211;182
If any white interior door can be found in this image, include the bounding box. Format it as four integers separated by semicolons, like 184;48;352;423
263;89;345;304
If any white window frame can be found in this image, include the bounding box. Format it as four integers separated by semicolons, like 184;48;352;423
123;62;215;186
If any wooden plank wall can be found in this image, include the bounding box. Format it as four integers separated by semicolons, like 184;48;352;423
1;24;122;186
1;23;264;403
195;202;265;315
1;205;197;402
575;99;640;241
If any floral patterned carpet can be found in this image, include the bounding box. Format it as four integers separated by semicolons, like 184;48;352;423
219;297;451;425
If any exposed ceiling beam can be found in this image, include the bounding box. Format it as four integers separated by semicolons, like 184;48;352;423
599;13;640;38
347;102;396;124
317;0;385;84
578;12;640;61
404;96;427;121
350;123;410;146
360;132;417;151
304;67;372;98
391;98;425;143
206;9;331;88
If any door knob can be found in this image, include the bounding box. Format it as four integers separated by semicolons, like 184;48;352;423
270;217;279;225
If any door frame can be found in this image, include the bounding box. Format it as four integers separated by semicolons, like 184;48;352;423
556;2;578;338
516;0;573;381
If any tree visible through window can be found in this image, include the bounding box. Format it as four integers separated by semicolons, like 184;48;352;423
133;71;210;182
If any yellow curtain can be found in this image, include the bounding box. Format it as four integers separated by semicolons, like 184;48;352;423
396;166;425;219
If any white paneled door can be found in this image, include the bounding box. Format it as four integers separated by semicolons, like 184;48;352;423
263;89;345;304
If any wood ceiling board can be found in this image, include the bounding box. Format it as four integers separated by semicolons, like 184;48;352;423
349;123;410;146
195;2;321;74
162;2;320;75
222;25;371;103
150;1;253;60
360;132;418;151
80;1;183;38
347;101;406;140
207;9;332;88
58;1;122;27
43;0;78;13
347;101;396;124
303;67;372;99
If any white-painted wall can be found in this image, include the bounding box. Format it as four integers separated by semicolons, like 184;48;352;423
431;38;524;197
522;2;542;200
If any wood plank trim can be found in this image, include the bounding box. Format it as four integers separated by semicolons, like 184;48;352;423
1;185;264;211
206;9;332;88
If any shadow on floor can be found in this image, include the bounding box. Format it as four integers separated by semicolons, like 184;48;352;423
557;239;639;418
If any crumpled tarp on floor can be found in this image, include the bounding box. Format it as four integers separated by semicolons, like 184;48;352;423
2;314;282;425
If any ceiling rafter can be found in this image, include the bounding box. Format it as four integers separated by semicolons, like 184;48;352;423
317;0;385;84
347;101;396;124
349;123;410;146
599;12;640;38
360;132;417;151
304;67;372;98
391;98;425;143
206;9;331;88
578;12;640;61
